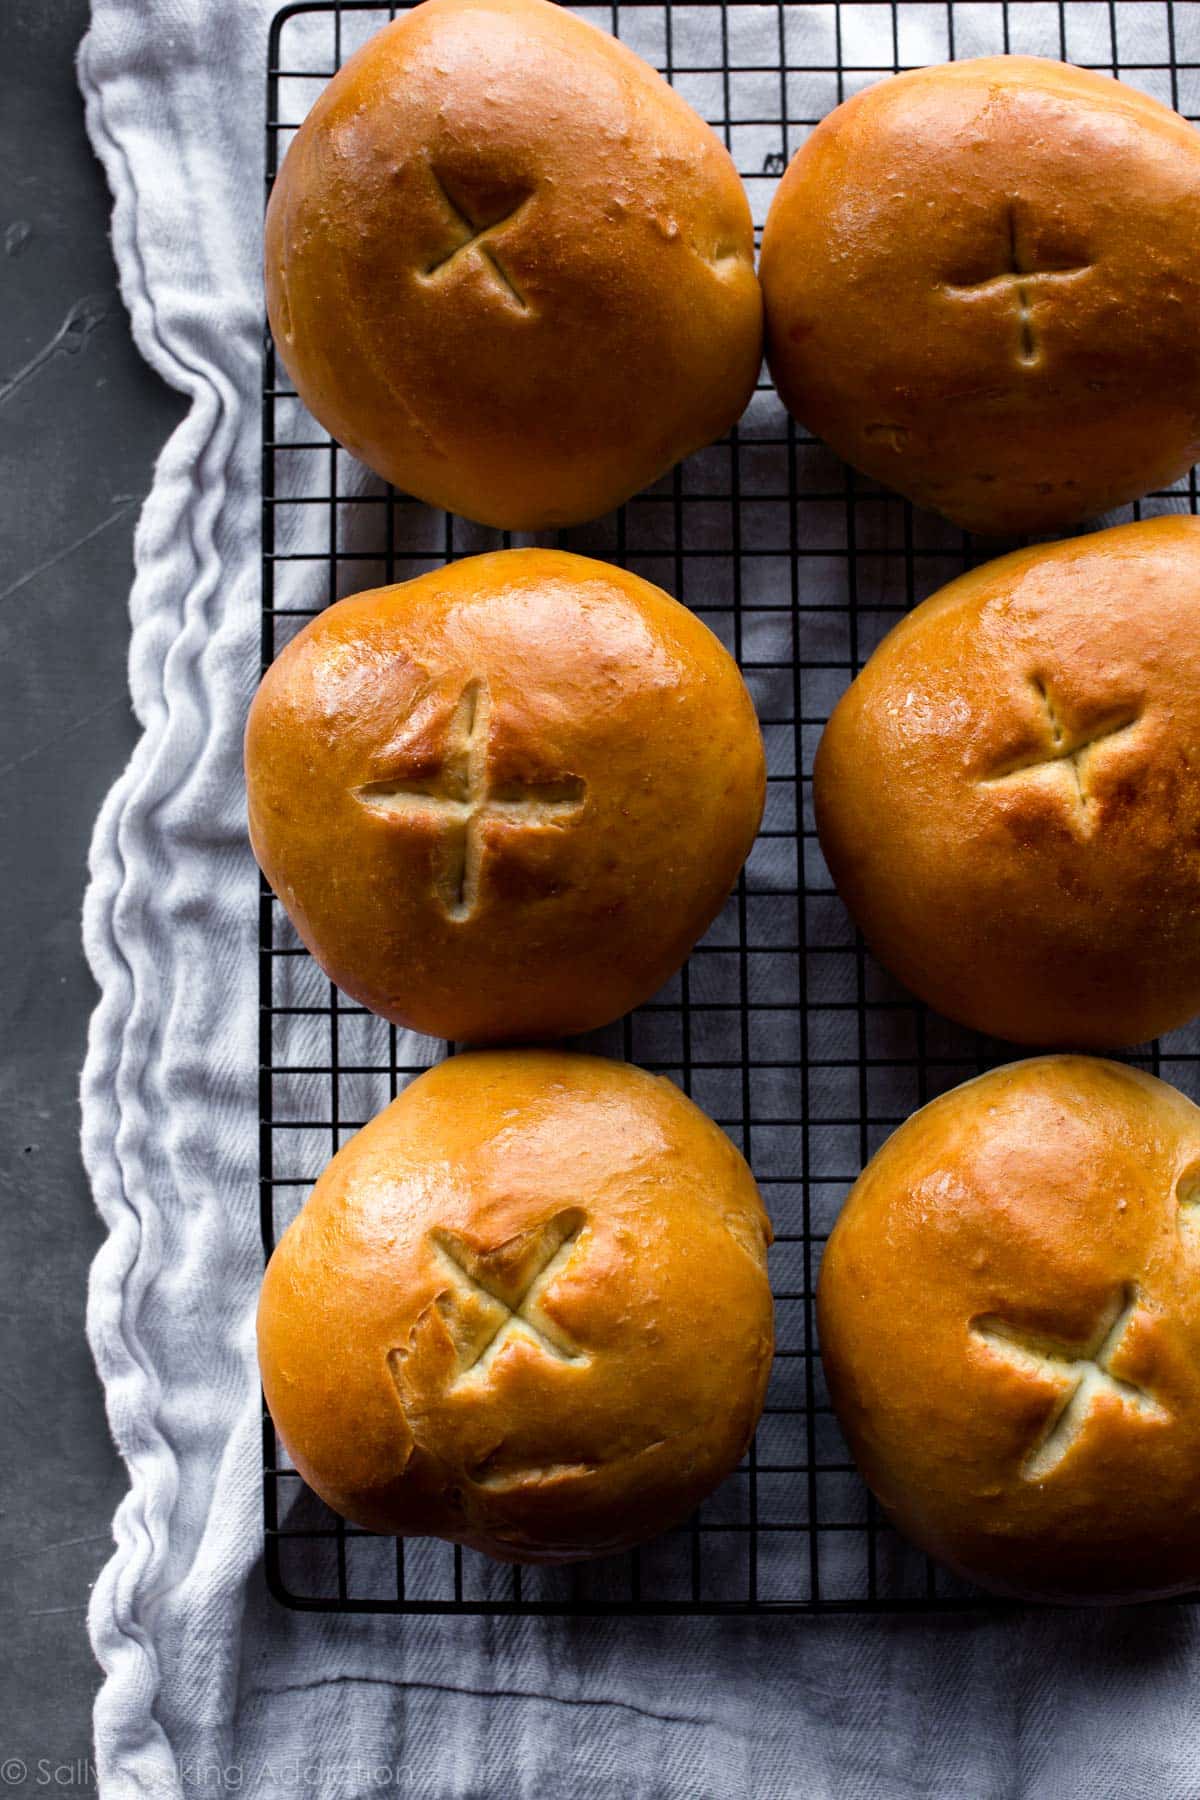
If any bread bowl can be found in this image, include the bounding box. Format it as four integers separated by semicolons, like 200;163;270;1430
814;516;1200;1048
265;0;762;528
259;1051;775;1562
818;1056;1200;1602
246;548;766;1043
761;57;1200;534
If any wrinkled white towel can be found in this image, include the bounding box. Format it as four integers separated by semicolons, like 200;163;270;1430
80;2;1200;1795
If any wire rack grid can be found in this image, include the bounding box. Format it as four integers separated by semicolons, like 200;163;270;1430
260;0;1200;1614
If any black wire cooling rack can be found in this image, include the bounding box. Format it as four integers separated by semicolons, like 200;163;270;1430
260;0;1200;1613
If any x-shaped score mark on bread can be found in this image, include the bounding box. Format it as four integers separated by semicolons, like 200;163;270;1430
1177;1162;1200;1237
354;677;585;922
971;1283;1168;1481
425;1209;588;1387
943;201;1091;366
978;675;1140;833
421;166;533;312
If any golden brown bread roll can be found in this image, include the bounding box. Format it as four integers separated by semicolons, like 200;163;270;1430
246;548;765;1043
258;1050;774;1562
818;1056;1200;1602
760;57;1200;535
814;516;1200;1049
265;0;762;530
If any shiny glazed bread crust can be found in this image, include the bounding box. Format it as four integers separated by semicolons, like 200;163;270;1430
245;548;766;1044
814;516;1200;1049
760;56;1200;535
257;1051;775;1563
265;0;762;530
817;1056;1200;1602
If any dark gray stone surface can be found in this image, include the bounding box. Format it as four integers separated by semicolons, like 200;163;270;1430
1;0;184;1782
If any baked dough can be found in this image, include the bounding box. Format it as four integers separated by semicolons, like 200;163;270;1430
761;57;1200;534
246;548;766;1043
814;516;1200;1048
265;0;762;528
818;1056;1200;1602
258;1051;775;1562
